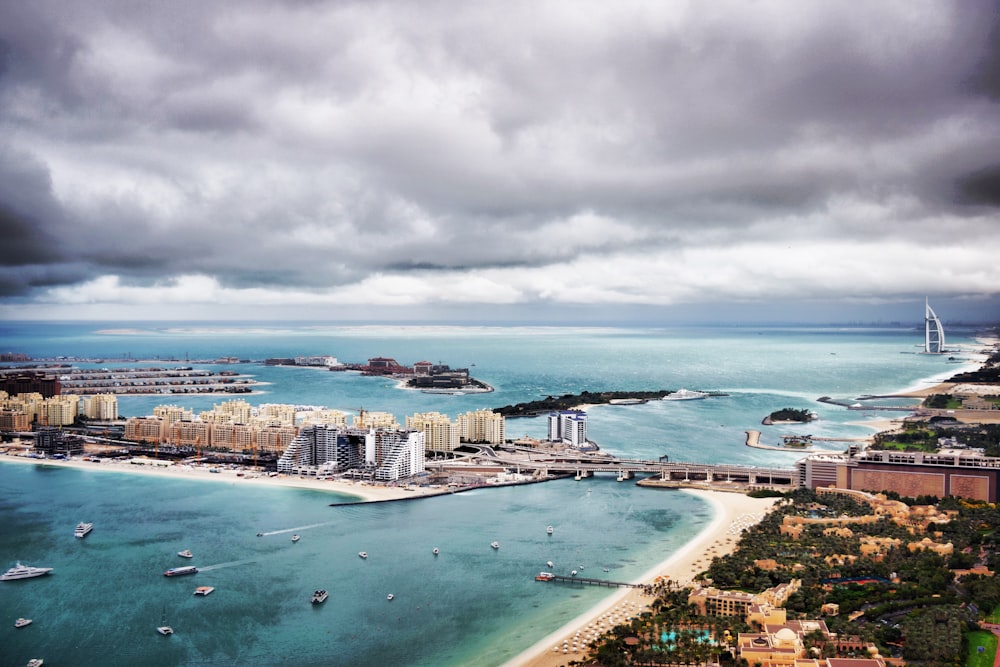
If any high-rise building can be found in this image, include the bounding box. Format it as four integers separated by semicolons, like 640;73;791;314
406;412;460;452
457;409;506;445
80;393;118;420
547;410;587;446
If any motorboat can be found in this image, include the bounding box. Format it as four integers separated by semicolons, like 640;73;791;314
163;566;198;577
1;562;53;581
256;532;263;537
74;522;93;538
358;551;368;559
386;593;394;601
546;525;554;535
291;534;300;543
535;572;554;581
490;541;500;550
14;617;32;628
546;561;554;568
570;570;578;576
432;547;439;555
662;388;708;401
193;586;214;596
311;589;328;604
177;550;193;558
27;660;44;667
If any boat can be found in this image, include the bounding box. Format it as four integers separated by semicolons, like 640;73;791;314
546;561;554;568
1;562;53;581
27;660;44;667
535;572;554;581
74;522;93;538
256;532;263;537
432;547;439;555
490;541;500;550
163;566;198;577
546;525;554;535
311;589;328;604
358;551;368;559
570;570;578;576
193;586;214;596
177;549;193;558
156;608;173;636
386;593;394;601
291;534;300;543
662;388;708;401
14;617;32;628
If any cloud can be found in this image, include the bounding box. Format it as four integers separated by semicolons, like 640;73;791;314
0;0;998;322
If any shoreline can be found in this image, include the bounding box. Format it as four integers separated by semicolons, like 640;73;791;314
0;453;441;502
502;489;778;667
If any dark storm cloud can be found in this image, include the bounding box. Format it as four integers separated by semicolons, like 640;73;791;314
0;0;998;317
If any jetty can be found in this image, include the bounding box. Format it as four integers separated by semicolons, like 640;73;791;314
538;574;642;589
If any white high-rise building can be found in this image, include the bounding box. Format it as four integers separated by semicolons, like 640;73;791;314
547;410;587;447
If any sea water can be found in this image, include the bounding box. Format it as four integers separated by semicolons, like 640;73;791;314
0;322;985;666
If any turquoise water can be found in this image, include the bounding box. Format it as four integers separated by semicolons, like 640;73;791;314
0;322;982;666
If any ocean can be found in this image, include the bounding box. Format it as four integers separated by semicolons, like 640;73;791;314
0;321;984;666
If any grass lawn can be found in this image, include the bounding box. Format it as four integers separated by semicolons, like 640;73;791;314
965;630;997;667
987;604;1000;624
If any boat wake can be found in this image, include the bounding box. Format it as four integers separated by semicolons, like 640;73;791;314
198;558;257;572
258;521;331;536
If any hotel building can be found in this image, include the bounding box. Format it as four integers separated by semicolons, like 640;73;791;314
278;424;425;482
406;412;461;453
457;409;506;445
547;410;588;447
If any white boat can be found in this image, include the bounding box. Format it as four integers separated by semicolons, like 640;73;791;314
27;660;44;667
570;570;578;576
14;617;32;628
432;547;439;555
546;525;554;534
291;534;300;543
163;566;198;577
156;609;173;636
193;586;214;596
386;593;394;601
546;561;554;568
177;549;193;558
311;589;328;604
662;388;708;401
490;541;500;550
74;522;93;538
358;551;368;559
2;562;53;581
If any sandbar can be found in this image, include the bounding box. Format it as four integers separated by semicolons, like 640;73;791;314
503;489;778;667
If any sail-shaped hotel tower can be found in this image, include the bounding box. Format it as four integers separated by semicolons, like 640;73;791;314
924;298;945;354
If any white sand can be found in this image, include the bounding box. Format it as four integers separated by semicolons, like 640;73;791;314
503;489;778;667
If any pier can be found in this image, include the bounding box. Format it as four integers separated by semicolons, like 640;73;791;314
539;575;642;588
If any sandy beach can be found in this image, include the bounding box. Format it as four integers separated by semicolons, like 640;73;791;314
503;489;778;667
0;451;441;502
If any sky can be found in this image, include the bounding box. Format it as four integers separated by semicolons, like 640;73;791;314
1;0;999;325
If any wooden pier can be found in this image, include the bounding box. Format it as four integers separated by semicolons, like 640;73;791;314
541;574;641;588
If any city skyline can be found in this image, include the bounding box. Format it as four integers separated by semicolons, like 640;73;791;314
1;1;999;324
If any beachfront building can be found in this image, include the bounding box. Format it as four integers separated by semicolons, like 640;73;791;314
278;425;425;481
353;410;399;430
457;409;506;445
80;393;118;420
124;416;166;444
199;399;253;424
257;403;298;426
166;420;212;449
736;618;885;667
0;408;30;432
406;412;460;453
153;405;195;423
299;408;349;428
688;580;801;619
925;297;945;354
547;410;587;447
43;395;80;426
255;424;298;454
0;392;44;423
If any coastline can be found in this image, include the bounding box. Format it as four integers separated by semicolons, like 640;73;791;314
503;488;778;667
0;453;438;502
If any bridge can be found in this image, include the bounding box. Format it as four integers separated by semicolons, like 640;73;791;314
483;449;798;487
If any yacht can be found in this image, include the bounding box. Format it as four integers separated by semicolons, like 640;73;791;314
662;388;708;401
14;617;32;628
163;566;198;577
156;609;173;636
2;562;53;581
27;660;44;667
193;586;215;596
386;593;394;601
291;534;300;543
546;525;554;535
432;547;439;555
546;561;554;568
358;551;368;559
311;589;328;604
490;541;500;550
177;549;193;558
535;572;554;581
74;522;93;538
